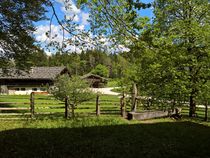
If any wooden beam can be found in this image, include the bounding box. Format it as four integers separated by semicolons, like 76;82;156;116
96;95;100;116
0;102;30;105
0;108;30;110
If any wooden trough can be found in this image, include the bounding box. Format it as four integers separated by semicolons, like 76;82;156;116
127;110;178;120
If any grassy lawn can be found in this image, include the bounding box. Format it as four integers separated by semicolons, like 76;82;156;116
106;79;119;87
1;95;210;157
0;117;210;158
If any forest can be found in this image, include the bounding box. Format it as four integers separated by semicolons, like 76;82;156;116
30;49;129;79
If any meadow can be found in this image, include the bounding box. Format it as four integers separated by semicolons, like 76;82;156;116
0;94;210;158
1;117;210;158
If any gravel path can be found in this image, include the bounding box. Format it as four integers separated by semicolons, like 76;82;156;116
90;87;120;96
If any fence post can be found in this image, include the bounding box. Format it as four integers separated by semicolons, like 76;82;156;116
171;98;176;113
131;83;137;112
204;101;208;121
96;94;100;116
65;96;69;119
71;103;75;118
120;92;126;117
30;92;35;118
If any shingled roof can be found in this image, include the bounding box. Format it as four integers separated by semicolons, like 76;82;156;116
0;67;67;80
81;73;108;81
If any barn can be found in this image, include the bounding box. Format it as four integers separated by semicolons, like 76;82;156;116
0;67;69;95
81;73;108;88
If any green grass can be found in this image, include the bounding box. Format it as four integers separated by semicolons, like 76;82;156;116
1;95;210;157
0;117;210;158
0;94;121;119
1;94;209;120
107;79;119;87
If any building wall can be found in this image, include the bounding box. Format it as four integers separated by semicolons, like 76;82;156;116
0;79;53;95
7;86;47;95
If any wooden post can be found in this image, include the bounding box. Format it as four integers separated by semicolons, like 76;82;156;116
204;101;208;121
131;83;137;112
120;92;126;117
65;96;69;119
96;94;100;116
172;98;176;113
71;103;75;118
30;92;35;118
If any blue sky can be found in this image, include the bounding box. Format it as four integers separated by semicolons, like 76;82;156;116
34;0;154;54
36;0;154;26
140;0;154;18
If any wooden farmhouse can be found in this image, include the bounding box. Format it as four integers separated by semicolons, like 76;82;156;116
81;73;108;88
0;67;69;95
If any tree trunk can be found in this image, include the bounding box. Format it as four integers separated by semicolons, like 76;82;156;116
189;65;197;117
71;104;75;118
65;97;69;119
189;94;196;117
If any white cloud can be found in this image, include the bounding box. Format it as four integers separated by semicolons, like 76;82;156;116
116;45;130;52
34;24;87;54
60;1;81;14
81;12;89;26
35;23;130;54
34;24;129;54
73;15;79;22
56;0;89;28
65;14;80;22
60;1;81;18
34;25;64;44
55;0;64;4
33;0;129;54
76;25;85;31
45;50;53;56
69;4;81;14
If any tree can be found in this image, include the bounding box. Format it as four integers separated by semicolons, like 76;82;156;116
30;49;48;66
77;0;151;45
151;0;210;117
0;0;48;69
51;75;95;117
91;64;109;78
78;0;210;117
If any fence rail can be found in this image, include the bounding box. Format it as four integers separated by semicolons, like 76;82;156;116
131;95;210;121
2;92;207;121
0;93;123;119
0;102;30;105
0;107;30;110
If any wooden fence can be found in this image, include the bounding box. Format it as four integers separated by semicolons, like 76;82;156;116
130;95;210;121
0;92;209;120
116;84;209;120
0;96;32;120
0;93;124;119
0;92;64;119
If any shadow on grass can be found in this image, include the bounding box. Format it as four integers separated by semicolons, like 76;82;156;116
0;121;210;158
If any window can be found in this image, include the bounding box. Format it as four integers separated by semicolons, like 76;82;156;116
20;88;25;91
40;88;46;91
15;88;20;91
32;88;37;91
